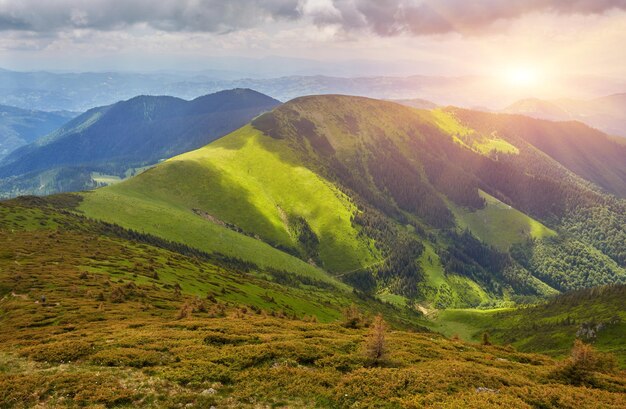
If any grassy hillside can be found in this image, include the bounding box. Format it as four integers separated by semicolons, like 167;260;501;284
450;108;626;198
452;190;556;251
1;198;625;408
432;285;626;366
80;124;377;274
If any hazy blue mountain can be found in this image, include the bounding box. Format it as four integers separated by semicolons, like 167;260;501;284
0;105;75;159
0;88;280;197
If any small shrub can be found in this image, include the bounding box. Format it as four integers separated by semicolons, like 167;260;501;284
21;340;94;363
342;304;366;329
177;301;193;320
110;286;126;303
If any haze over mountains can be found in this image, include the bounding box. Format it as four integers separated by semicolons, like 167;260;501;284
504;93;626;138
0;105;75;159
2;66;624;116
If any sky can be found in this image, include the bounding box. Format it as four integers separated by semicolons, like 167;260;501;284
0;0;625;94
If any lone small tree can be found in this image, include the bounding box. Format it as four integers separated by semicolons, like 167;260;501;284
342;304;365;328
366;314;387;365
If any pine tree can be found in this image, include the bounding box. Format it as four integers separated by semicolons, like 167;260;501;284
366;314;387;365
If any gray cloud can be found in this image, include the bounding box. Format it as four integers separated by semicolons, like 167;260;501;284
0;0;624;35
312;0;626;36
0;0;301;33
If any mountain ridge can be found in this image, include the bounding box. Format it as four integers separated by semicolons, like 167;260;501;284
77;94;626;310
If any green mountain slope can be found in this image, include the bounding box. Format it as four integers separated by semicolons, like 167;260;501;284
451;107;626;198
80;124;376;274
452;190;556;251
432;285;626;365
78;95;626;307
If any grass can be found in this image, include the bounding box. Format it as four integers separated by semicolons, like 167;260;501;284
417;241;491;308
80;125;377;276
431;285;626;367
431;109;519;156
452;190;556;251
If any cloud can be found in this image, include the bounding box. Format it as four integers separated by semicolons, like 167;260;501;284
307;0;626;36
0;0;301;33
0;0;624;36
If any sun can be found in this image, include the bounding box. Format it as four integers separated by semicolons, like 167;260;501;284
503;66;541;88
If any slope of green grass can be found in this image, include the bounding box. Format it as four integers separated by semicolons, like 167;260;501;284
79;188;343;288
452;190;556;251
431;110;519;155
80;125;376;276
431;285;626;366
417;241;491;308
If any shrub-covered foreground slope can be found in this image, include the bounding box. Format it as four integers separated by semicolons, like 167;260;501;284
1;198;625;408
80;95;626;308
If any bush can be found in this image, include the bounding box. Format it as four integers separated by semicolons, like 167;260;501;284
342;304;366;329
91;347;167;368
21;340;94;363
554;340;618;385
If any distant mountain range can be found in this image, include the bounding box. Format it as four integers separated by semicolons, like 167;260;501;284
0;89;280;197
2;67;623;114
504;93;626;138
0;105;75;159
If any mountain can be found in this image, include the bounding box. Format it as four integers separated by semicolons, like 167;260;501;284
76;95;626;310
0;107;626;409
2;95;626;407
0;104;75;159
504;93;626;137
0;89;280;197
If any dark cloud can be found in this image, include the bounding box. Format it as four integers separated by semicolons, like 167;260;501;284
0;0;624;35
0;0;302;33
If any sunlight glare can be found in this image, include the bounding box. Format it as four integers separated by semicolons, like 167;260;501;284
504;66;541;88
